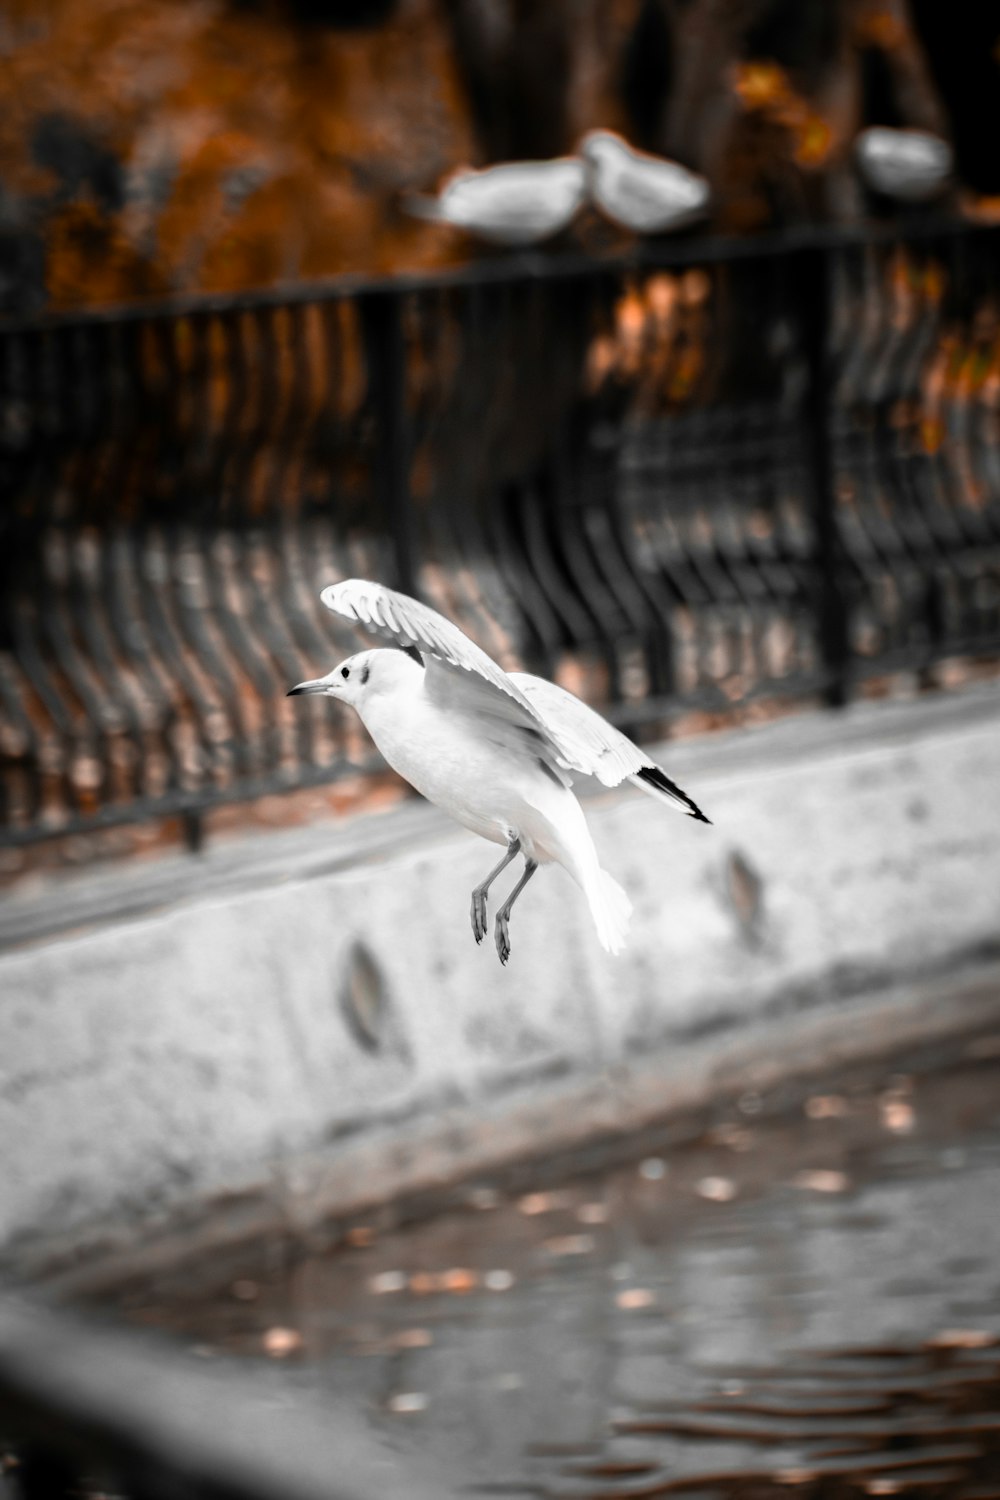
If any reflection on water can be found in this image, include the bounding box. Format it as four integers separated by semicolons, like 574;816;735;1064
111;1037;1000;1498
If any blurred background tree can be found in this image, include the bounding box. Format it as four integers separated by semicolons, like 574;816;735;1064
1;0;998;313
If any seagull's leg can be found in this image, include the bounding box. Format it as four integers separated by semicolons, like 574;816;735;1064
471;837;521;946
495;858;538;966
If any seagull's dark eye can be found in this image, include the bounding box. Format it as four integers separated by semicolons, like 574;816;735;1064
341;665;350;680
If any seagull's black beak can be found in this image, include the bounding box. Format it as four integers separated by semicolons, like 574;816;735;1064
287;679;328;697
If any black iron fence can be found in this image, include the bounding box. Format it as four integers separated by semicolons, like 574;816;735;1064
2;222;999;853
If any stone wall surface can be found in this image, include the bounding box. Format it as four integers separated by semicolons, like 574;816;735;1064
1;684;998;1275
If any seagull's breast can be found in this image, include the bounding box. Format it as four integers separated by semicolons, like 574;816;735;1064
358;685;561;849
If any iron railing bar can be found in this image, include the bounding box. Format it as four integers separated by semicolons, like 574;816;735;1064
275;306;343;674
966;232;1000;546
795;244;851;707
409;372;508;668
479;479;564;668
138;320;224;792
1;216;989;334
8;607;81;819
38;564;113;745
485;279;593;660
135;527;221;793
359;293;417;598
55;328;147;800
511;474;591;651
175;329;262;783
256;304;327;772
428;296;544;671
607;512;680;702
274;309;352;768
408;289;525;669
204;318;279;768
544;444;629;693
155;319;249;794
9;330;83;822
286;522;342;770
882;245;959;568
56;337;148;810
412;284;537;664
95;325;186;804
0;759;385;847
225;309;299;775
102;531;176;802
712;412;784;704
870;260;947;580
0;658;42;831
182;313;262;780
68;535;149;810
831;246;916;603
921;242;998;654
874;269;958;670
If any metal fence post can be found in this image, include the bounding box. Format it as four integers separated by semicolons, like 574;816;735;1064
796;244;851;708
359;292;417;598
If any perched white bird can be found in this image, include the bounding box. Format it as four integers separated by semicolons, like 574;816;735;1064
854;127;953;202
289;580;709;964
579;130;710;234
403;158;587;247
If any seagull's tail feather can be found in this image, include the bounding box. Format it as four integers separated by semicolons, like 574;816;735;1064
526;787;631;955
586;867;632;956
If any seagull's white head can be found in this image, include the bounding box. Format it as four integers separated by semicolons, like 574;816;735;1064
579;129;625;173
287;648;417;709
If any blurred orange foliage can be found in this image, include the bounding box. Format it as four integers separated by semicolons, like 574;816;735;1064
730;61;835;171
3;0;477;309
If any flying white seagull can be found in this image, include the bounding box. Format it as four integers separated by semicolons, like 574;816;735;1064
403;158;587;246
579;130;711;234
289;581;710;964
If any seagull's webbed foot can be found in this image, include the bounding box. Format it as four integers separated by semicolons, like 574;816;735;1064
494;858;538;967
470;837;520;948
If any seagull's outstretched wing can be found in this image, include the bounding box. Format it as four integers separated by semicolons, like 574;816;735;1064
320;579;544;726
510;671;710;823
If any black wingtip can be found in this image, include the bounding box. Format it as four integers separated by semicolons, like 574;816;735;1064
637;764;711;824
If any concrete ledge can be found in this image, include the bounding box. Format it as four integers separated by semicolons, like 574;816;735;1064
2;685;999;1279
31;960;1000;1299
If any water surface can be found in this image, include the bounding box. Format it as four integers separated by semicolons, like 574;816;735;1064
112;1034;1000;1498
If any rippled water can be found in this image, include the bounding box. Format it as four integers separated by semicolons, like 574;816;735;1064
112;1035;1000;1498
